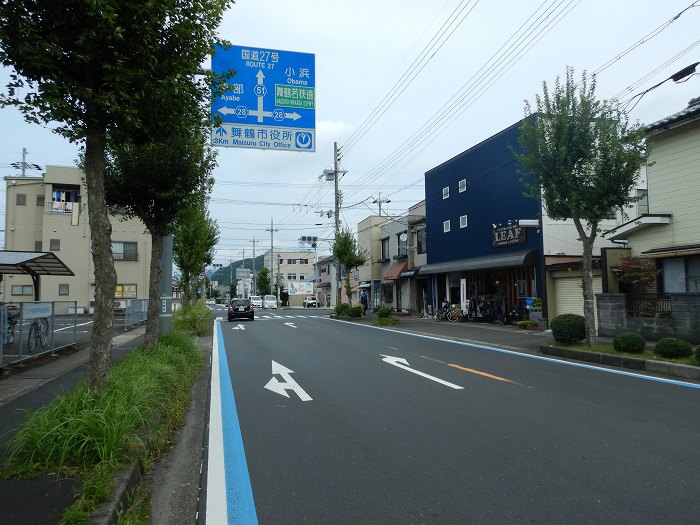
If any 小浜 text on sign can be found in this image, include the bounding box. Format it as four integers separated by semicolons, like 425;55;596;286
211;44;315;152
492;224;526;247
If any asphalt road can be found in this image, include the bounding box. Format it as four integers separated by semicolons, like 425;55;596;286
206;307;700;524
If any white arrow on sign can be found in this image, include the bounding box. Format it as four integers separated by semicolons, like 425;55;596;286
232;324;246;331
380;355;464;390
264;361;312;401
284;322;297;328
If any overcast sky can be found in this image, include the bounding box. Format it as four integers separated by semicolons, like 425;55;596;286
1;0;698;265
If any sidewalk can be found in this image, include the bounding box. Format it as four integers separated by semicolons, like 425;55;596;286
0;325;146;525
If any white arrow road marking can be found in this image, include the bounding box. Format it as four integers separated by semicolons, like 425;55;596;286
284;322;297;328
264;361;312;401
380;355;464;390
232;324;246;330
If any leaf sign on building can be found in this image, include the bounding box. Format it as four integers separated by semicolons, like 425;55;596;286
492;224;526;247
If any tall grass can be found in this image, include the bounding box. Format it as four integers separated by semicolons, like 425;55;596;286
173;302;213;335
4;331;201;475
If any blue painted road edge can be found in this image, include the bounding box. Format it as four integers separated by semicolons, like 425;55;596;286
217;323;258;524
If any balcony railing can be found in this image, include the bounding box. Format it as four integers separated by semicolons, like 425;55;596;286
44;201;77;214
625;293;672;317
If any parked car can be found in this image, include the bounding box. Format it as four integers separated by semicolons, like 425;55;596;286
303;296;317;308
263;295;278;309
228;298;254;321
249;295;263;308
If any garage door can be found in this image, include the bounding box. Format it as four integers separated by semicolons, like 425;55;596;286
554;275;602;331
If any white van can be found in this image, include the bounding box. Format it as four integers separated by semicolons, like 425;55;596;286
249;295;263;308
263;295;278;309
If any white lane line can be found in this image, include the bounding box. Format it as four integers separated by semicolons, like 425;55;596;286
206;321;228;523
325;318;700;390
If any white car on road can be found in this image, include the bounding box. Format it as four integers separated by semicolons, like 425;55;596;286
263;295;278;309
249;295;263;308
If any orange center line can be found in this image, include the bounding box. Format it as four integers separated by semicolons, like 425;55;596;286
447;363;514;383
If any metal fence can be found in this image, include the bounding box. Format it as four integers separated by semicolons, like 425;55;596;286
122;299;149;329
1;301;79;368
625;293;672;317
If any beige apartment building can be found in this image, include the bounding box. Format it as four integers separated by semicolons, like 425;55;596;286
263;249;316;307
3;166;152;311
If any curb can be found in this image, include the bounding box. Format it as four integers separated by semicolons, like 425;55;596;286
89;458;143;525
540;344;700;381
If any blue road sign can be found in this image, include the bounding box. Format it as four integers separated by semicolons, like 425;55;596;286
211;44;316;152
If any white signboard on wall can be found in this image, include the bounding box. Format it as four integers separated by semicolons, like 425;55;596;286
288;282;314;295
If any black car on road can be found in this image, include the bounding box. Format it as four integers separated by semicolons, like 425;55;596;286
228;298;254;321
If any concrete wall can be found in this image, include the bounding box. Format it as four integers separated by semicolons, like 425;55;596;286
597;293;700;344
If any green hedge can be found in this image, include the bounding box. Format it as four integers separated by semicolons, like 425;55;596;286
612;333;646;354
654;337;693;359
550;313;586;343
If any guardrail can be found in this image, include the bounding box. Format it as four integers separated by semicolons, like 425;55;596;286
1;301;79;368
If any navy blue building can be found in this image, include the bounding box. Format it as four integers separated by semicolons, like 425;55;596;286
420;120;545;317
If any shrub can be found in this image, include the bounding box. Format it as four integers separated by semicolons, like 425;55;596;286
376;306;392;319
550;313;586;343
696;346;700;365
173;302;213;336
527;320;539;328
374;317;399;327
517;320;529;329
334;303;350;317
612;333;646;354
348;305;364;318
654;337;693;359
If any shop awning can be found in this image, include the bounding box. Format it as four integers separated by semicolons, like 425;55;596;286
383;260;408;280
317;282;331;289
400;268;420;278
418;250;538;275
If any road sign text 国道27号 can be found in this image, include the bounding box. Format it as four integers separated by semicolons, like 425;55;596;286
211;44;316;152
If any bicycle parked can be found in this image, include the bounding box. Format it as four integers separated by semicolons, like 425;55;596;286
27;317;50;353
434;302;463;322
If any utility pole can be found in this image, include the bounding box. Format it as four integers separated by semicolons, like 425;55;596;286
250;238;258;294
266;217;279;306
276;253;282;306
373;192;391;216
11;147;41;177
333;142;342;307
323;142;346;307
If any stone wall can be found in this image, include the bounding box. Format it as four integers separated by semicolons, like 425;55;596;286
597;293;700;344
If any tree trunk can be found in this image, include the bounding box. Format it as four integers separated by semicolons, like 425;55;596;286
345;275;353;305
574;218;597;346
144;231;164;349
84;117;117;391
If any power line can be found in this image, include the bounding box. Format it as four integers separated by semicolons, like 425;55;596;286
342;0;578;202
339;0;481;156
